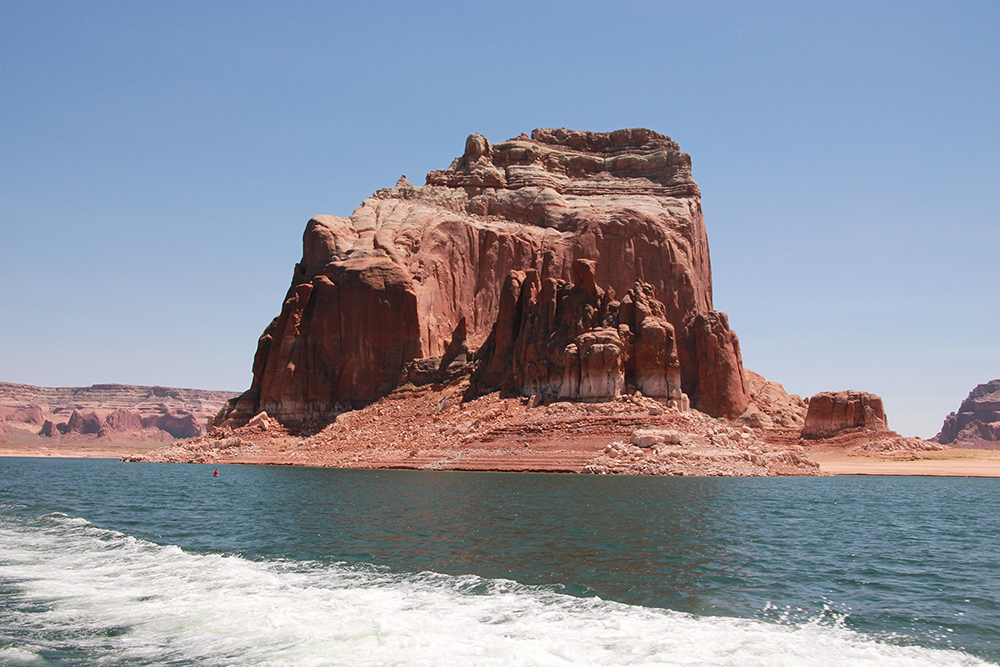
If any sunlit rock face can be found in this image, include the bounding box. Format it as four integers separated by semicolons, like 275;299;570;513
221;128;750;428
801;391;888;439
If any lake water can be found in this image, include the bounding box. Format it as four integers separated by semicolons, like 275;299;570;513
1;457;997;666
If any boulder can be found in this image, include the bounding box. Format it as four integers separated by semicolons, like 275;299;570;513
631;429;684;448
933;379;1000;449
801;391;888;439
224;128;747;428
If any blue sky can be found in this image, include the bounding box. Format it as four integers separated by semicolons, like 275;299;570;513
2;1;997;437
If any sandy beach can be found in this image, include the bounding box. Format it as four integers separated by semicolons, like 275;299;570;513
808;449;1000;477
0;441;166;460
6;430;1000;478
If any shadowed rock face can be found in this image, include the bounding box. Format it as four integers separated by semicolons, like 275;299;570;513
472;259;689;408
934;380;1000;449
222;128;749;428
801;391;888;438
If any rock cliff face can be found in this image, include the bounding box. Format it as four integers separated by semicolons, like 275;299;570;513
0;383;237;440
933;380;1000;449
221;128;750;428
801;391;888;439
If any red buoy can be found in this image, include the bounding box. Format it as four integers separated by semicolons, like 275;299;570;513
213;469;219;477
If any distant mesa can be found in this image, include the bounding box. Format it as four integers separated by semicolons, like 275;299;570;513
0;383;238;443
218;127;753;430
933;380;1000;449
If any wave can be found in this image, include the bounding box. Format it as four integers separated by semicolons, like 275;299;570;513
0;512;993;667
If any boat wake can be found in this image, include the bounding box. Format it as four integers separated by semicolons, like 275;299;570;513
0;511;992;666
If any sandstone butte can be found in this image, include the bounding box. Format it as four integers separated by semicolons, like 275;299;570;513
120;128;954;476
219;128;749;429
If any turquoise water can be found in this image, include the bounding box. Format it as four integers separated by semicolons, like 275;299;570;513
1;458;997;666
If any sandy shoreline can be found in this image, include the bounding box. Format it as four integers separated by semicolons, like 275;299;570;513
5;441;1000;477
0;443;165;460
809;450;1000;477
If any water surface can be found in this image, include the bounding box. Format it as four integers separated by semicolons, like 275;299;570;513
1;458;997;665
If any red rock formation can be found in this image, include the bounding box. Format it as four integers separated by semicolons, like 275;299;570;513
222;128;748;428
0;403;44;426
738;370;808;429
801;391;888;439
933;379;1000;449
141;412;201;439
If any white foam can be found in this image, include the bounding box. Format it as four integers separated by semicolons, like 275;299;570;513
0;513;993;667
0;647;42;664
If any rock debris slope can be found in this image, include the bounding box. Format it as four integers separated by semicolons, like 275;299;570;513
219;128;750;429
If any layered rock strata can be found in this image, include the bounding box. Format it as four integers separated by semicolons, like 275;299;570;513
801;391;888;439
0;383;237;440
933;380;1000;449
221;128;750;428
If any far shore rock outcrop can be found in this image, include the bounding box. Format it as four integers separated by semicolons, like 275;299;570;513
0;382;238;443
933;380;1000;449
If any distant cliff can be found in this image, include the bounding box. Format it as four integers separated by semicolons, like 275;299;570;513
933;380;1000;449
0;382;238;442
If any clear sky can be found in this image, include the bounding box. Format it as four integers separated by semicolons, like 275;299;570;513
2;1;997;438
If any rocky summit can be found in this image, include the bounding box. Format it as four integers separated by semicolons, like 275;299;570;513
218;128;750;430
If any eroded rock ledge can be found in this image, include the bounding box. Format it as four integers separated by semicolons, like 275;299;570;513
131;380;822;477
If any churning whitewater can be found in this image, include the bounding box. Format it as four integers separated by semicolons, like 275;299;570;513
0;509;990;667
